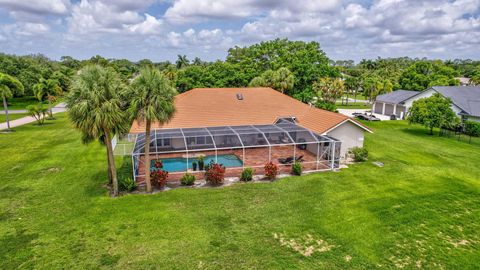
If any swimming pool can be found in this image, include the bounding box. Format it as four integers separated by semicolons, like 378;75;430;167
151;154;243;172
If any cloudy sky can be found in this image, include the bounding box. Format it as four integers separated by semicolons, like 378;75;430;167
0;0;479;62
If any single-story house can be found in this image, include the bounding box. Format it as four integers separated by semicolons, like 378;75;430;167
373;90;420;119
129;87;371;181
373;86;480;122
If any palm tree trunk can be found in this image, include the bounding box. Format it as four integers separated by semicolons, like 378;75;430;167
48;97;53;118
104;130;119;196
144;120;152;193
106;146;113;184
3;97;11;130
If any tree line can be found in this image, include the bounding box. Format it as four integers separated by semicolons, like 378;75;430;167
3;39;480;115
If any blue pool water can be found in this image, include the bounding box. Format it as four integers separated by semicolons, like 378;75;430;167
151;154;243;172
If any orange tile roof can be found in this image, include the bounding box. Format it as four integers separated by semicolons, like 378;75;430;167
129;87;371;134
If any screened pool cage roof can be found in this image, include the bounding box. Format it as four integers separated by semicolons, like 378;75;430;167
132;119;337;155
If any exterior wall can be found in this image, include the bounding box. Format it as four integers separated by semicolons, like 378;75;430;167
402;89;436;108
384;104;394;115
395;105;406;118
326;121;365;159
373;102;383;114
466;116;480;122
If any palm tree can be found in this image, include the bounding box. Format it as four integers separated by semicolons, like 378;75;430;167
34;78;62;119
248;76;266;87
176;55;189;69
66;65;128;197
128;67;176;193
0;73;24;131
273;67;294;94
162;65;177;87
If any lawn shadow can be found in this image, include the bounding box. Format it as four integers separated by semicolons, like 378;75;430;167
400;127;480;147
0;227;39;269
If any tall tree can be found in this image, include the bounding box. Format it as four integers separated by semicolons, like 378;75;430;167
176;55;189;69
128;67;176;193
227;38;338;95
66;65;128;196
33;78;62;118
0;72;24;130
399;61;459;91
344;76;360;104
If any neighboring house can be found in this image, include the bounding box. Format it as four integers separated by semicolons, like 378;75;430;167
373;90;420;119
456;77;471;86
129;87;371;181
373;86;480;122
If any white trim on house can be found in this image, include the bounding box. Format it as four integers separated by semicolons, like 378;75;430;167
323;118;373;134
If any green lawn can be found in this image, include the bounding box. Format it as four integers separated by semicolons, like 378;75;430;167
0;113;29;123
2;96;63;111
1;114;479;269
2;96;39;110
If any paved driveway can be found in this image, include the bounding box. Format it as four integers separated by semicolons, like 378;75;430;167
337;108;392;121
0;103;67;131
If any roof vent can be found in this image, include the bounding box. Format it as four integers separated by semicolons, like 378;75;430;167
236;93;244;100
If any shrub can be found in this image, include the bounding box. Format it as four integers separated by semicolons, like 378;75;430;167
240;167;254;181
153;159;163;169
204;162;225;185
264;162;278;180
197;155;205;170
192;161;197;171
465;121;480;137
350;147;368;162
316;101;337;112
151;170;168;188
119;177;136;192
291;161;302;176
180;173;196;186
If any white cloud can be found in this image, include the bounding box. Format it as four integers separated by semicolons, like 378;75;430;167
0;0;71;16
0;0;479;61
67;0;142;35
164;0;341;23
128;14;162;34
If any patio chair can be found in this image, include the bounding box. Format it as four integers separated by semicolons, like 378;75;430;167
278;156;294;164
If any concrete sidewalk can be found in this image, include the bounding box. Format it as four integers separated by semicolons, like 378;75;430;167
0;109;27;114
0;103;67;131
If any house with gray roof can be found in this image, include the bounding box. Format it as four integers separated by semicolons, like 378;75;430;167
373;90;420;119
373;86;480;122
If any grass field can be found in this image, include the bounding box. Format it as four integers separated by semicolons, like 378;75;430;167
0;113;29;123
2;96;39;110
0;114;479;269
2;96;63;111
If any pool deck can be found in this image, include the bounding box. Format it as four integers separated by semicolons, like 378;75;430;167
136;145;331;182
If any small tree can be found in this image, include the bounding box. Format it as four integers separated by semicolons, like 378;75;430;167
464;121;480;143
248;68;294;94
26;103;48;125
273;67;294;94
34;78;62;119
313;77;344;104
408;93;458;135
